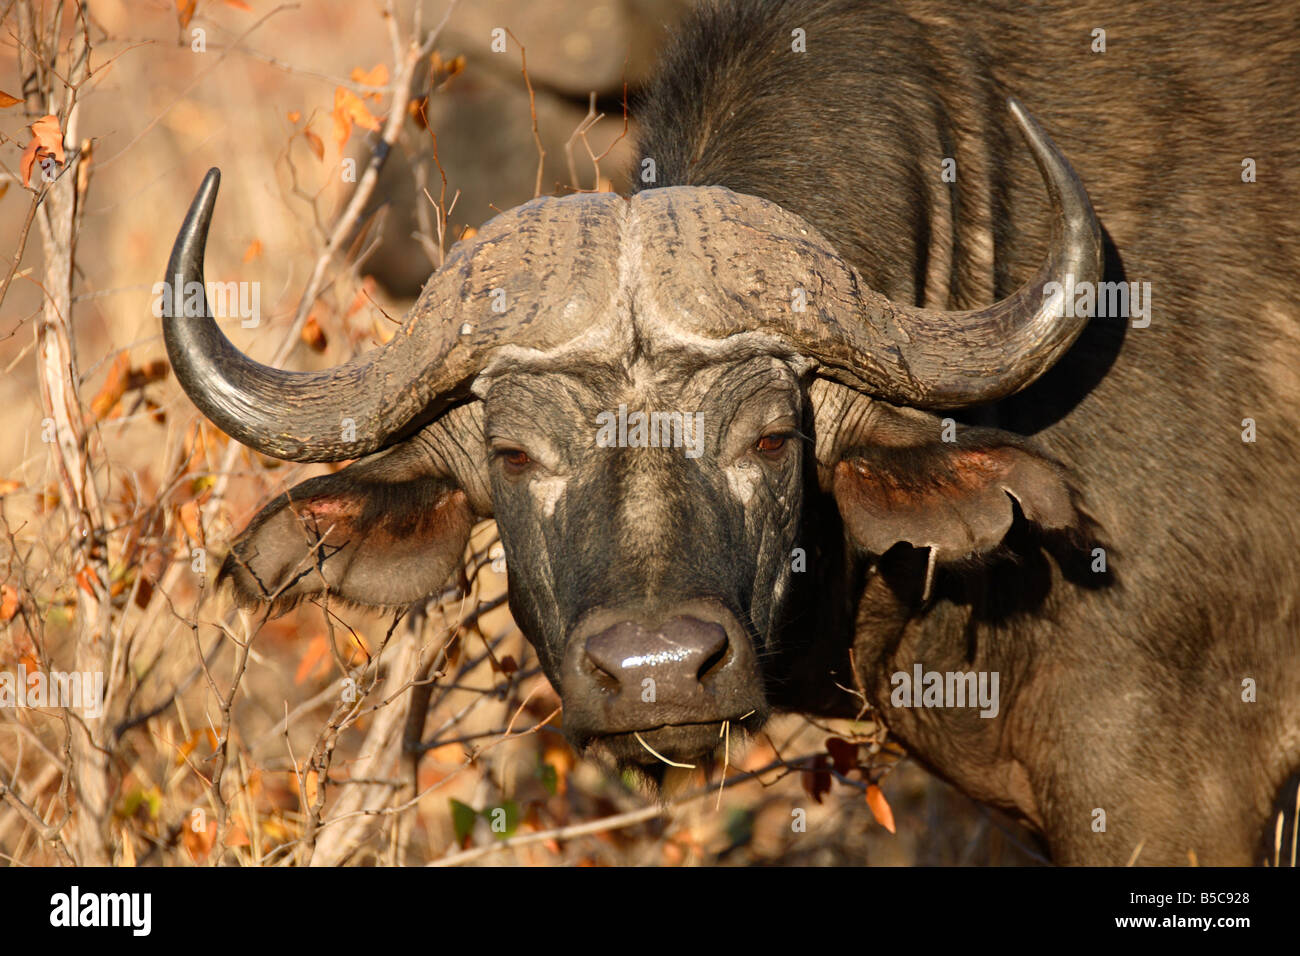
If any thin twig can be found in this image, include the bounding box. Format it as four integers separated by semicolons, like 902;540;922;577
503;29;545;198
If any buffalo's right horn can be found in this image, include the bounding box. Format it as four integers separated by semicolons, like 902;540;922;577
161;170;617;461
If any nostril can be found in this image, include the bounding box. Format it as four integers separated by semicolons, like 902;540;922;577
658;618;727;682
588;660;621;693
697;641;729;684
585;622;643;680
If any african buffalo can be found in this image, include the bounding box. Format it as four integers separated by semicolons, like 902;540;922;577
161;0;1300;864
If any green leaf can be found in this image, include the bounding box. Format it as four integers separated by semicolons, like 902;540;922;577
535;758;558;796
119;786;162;821
724;807;753;847
449;798;477;844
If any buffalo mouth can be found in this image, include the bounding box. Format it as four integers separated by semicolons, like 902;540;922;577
577;711;769;786
558;600;769;779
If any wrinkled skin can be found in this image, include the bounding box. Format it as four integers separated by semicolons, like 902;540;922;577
477;351;805;768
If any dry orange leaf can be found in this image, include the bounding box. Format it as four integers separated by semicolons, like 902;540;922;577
225;822;251;847
75;566;100;597
176;728;217;763
303;769;319;805
244;768;264;801
176;732;200;763
89;352;131;421
294;634;331;685
178;499;204;543
332;86;380;149
89;353;167;422
302;128;324;161
242;239;263;263
20;115;65;187
0;479;21;496
0;90;20;108
183;818;217;862
176;0;197;28
0;585;19;622
31;115;66;164
350;63;389;100
287;110;302;124
431;52;465;81
179;420;216;476
222;0;253;10
19;140;40;187
866;784;896;834
346;629;372;663
133;360;168;387
408;96;429;129
301;315;328;352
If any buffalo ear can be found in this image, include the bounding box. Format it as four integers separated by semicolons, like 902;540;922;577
832;417;1079;563
219;442;477;611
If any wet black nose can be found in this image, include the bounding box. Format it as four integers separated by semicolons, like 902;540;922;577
584;617;728;701
561;607;764;742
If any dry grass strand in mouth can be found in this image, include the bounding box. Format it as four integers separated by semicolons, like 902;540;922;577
632;731;696;769
713;710;756;809
715;719;730;810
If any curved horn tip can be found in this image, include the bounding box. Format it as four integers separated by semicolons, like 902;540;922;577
1005;96;1049;148
187;167;222;223
803;93;1101;409
166;167;224;286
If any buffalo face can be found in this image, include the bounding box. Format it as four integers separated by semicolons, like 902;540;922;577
477;350;808;770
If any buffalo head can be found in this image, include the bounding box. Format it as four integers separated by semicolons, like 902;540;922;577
161;98;1100;779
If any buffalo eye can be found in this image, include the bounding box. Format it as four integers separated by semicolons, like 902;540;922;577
496;447;532;474
755;433;790;459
